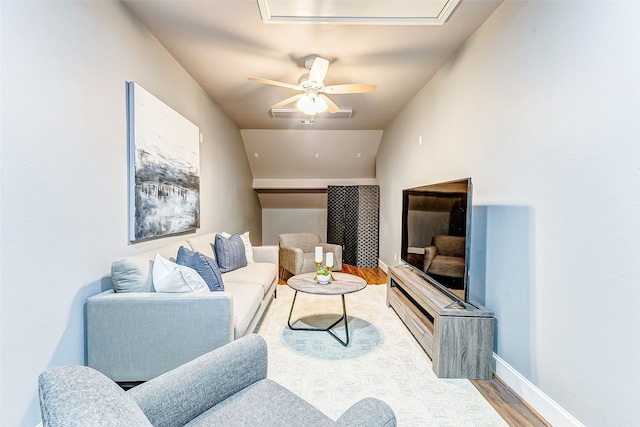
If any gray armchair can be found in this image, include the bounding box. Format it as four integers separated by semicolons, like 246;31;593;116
38;334;396;427
278;232;343;277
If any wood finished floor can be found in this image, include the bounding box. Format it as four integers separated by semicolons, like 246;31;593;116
279;264;549;426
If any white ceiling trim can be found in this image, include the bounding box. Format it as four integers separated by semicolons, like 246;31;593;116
257;0;462;25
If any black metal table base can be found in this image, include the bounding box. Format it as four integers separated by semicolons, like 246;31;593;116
287;290;350;346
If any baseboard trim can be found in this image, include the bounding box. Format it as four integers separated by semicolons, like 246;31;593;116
493;354;585;427
378;258;389;273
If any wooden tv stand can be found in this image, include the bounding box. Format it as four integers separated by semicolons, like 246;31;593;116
387;265;494;379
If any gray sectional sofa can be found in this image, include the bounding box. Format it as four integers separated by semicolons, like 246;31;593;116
87;232;278;384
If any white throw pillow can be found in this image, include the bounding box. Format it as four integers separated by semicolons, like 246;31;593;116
221;231;254;263
152;253;209;293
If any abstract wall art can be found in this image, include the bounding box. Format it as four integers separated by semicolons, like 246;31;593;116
127;82;200;242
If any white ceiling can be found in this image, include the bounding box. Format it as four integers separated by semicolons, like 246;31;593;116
122;0;503;208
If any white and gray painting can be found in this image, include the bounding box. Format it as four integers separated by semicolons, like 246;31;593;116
128;82;200;242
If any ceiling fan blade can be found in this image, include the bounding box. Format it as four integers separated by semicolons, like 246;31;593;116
270;94;303;109
308;57;329;84
323;84;377;94
248;77;301;91
320;95;340;113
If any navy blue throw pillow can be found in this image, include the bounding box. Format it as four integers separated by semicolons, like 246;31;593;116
214;233;247;273
176;246;224;291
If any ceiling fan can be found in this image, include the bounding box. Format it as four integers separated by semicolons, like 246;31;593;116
248;56;376;116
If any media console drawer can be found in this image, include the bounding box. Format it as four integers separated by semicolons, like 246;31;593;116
387;265;494;379
405;305;434;357
389;287;434;356
388;289;406;319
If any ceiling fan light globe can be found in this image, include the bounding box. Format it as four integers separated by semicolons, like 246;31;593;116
315;96;328;113
297;94;316;115
302;106;316;115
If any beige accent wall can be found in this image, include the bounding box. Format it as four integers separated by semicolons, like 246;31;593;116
262;208;328;245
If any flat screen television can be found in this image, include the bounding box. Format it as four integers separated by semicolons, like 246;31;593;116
401;178;472;304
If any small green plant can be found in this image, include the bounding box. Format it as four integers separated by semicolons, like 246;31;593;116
316;266;330;276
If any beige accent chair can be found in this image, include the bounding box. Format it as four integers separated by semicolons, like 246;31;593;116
423;235;466;278
278;232;343;277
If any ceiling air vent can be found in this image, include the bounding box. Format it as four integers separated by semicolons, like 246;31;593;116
271;108;353;119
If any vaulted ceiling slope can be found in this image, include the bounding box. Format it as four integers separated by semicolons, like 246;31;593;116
122;0;502;208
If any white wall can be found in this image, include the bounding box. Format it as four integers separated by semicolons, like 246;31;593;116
262;208;328;245
377;1;640;426
0;2;261;425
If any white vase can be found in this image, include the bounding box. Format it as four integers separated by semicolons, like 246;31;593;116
317;274;330;284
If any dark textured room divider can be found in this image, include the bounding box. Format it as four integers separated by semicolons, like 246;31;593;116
327;185;379;268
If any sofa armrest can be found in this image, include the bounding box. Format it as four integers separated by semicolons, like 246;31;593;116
252;244;278;265
279;246;304;275
39;365;154;427
319;242;343;271
87;290;234;383
335;397;397;427
128;334;268;427
423;246;437;272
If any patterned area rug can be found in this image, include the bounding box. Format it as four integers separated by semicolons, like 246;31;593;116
257;284;508;427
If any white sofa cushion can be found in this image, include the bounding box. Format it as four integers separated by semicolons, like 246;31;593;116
222;263;277;295
223;282;263;338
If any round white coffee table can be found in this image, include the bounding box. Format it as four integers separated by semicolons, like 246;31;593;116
286;272;366;346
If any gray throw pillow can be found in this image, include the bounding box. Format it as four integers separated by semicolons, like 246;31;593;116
176;246;224;291
215;233;247;273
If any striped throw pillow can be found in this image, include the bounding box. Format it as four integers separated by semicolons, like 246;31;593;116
214;233;248;273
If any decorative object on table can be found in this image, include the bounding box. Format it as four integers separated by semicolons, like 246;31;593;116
127;82;200;242
314;247;335;282
314;246;323;280
316;265;331;283
325;252;335;280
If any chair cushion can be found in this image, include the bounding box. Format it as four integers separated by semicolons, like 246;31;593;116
184;379;333;427
215;234;248;273
177;246;224;291
222;263;276;295
223;283;264;338
38;366;152;427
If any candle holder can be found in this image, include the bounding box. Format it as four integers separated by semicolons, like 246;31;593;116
314;261;322;280
327;264;335;281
